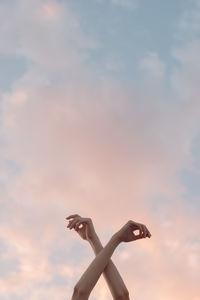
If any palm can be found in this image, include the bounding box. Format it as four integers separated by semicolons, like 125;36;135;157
77;224;88;240
67;216;95;241
122;227;136;242
118;221;149;243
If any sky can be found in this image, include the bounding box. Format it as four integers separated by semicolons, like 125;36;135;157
0;0;200;299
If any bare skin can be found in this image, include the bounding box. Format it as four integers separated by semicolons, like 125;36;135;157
66;214;131;299
66;215;152;300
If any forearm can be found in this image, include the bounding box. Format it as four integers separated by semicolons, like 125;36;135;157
89;234;129;299
74;234;120;298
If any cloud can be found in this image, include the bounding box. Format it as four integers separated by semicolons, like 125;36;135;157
111;0;138;9
1;62;199;299
96;0;138;9
178;0;200;37
0;0;97;74
139;52;166;79
172;40;200;103
0;0;200;299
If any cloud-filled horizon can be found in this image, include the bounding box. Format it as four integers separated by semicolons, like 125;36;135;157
0;0;200;299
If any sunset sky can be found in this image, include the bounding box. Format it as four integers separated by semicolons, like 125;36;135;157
0;0;200;299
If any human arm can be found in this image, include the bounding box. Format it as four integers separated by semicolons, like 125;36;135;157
67;215;130;299
68;218;151;300
89;234;130;300
72;232;122;300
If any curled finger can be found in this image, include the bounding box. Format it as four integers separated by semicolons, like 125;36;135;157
74;221;83;231
142;225;148;238
68;218;80;229
66;214;80;220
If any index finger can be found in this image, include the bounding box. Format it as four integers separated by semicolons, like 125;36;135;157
66;214;80;220
143;225;151;238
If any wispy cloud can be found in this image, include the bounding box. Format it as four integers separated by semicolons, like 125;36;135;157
0;0;200;299
111;0;138;9
96;0;138;9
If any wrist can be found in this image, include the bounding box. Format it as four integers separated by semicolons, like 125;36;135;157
88;231;99;243
111;232;122;246
88;233;103;255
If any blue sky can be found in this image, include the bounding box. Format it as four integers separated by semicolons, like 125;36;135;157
0;0;191;88
67;0;189;79
0;0;200;299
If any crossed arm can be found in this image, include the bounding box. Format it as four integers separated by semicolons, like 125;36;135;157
66;215;151;300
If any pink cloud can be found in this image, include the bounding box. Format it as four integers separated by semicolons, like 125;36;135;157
0;1;200;299
1;71;199;298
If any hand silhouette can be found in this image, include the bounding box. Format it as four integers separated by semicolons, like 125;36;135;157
66;214;96;241
116;220;151;243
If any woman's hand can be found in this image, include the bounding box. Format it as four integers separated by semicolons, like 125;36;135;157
115;220;152;243
66;214;96;241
